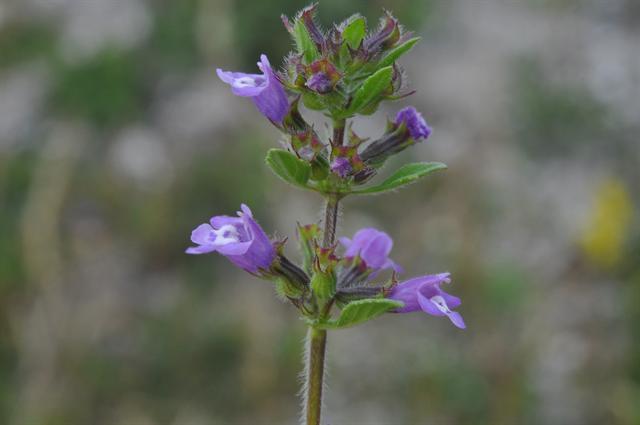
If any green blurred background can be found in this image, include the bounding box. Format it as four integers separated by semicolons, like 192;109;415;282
1;0;639;423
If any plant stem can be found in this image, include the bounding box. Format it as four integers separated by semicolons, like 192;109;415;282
303;118;346;425
323;118;345;249
322;194;339;248
306;326;327;425
332;119;345;147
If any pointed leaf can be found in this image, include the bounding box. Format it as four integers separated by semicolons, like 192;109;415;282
293;18;319;64
347;66;393;115
342;16;366;50
378;37;421;68
265;149;311;188
320;298;403;329
302;92;325;110
352;162;447;195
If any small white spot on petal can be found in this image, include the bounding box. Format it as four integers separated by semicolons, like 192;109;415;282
430;295;452;314
233;76;264;88
211;224;240;245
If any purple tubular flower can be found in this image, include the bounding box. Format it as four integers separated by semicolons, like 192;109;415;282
388;273;465;329
186;204;276;274
216;54;289;123
339;228;402;273
395;106;432;140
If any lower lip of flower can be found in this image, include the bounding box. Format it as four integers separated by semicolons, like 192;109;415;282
429;295;451;314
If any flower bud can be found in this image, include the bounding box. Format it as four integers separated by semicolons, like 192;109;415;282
330;157;351;178
311;269;336;302
364;11;401;54
314;244;339;274
282;98;326;161
360;106;432;167
291;129;324;161
298;223;321;272
329;145;364;178
335;286;385;305
272;254;310;295
299;4;325;51
305;59;341;94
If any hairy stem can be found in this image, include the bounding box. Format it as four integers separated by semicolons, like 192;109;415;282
305;327;327;425
303;118;346;425
322;195;339;247
331;119;345;147
322;118;345;248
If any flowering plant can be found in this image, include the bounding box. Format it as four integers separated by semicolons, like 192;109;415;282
188;5;464;424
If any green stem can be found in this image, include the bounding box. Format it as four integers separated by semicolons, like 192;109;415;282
303;118;346;425
306;326;327;425
322;194;339;248
331;119;346;148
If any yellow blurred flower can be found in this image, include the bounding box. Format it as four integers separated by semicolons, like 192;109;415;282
579;178;634;269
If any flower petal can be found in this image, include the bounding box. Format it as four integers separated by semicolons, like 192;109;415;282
186;244;218;255
417;290;446;317
395;106;432;140
190;223;215;245
216;240;252;256
338;236;352;249
389;276;424;296
360;233;393;269
442;292;461;309
210;215;243;229
257;54;271;73
240;204;253;217
386;258;404;274
447;312;466;329
216;69;266;97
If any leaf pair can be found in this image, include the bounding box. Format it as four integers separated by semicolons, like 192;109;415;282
265;149;446;195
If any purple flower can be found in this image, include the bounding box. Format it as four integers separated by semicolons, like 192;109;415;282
330;157;352;177
388;273;465;329
339;228;402;273
305;72;332;93
395;106;432;140
360;106;432;166
217;54;289;123
186;204;276;274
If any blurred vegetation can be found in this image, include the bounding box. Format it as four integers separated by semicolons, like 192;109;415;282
511;57;609;158
51;50;145;128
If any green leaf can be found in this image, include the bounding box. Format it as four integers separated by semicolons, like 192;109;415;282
265;149;311;188
293;18;319;64
378;37;421;68
302;92;325;110
347;66;393;115
342;16;366;50
352;162;447;195
320;298;403;329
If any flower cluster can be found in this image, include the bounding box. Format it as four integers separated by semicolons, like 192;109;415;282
216;5;432;189
187;206;464;329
